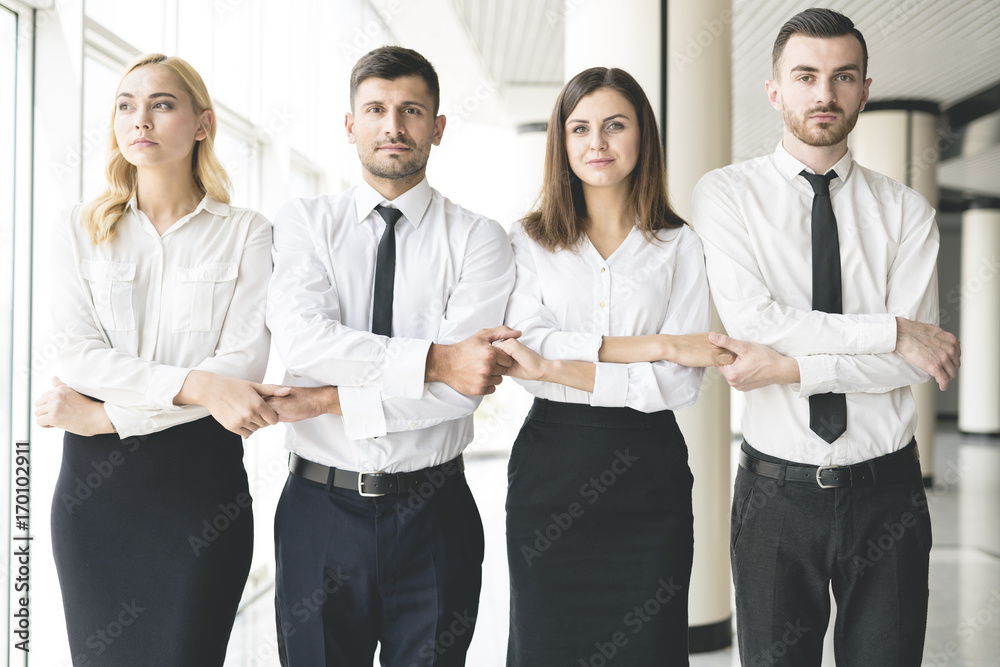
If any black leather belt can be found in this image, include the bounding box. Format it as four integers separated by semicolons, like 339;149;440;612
289;453;465;497
738;441;919;489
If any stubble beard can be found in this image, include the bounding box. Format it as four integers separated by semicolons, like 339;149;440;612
785;101;861;148
360;140;430;181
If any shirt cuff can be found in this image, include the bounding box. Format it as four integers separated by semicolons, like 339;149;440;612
796;355;837;398
540;332;603;362
861;315;897;354
339;385;387;439
590;362;628;407
383;337;431;399
103;403;144;439
148;366;192;410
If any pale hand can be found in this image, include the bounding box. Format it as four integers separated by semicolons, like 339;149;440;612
266;386;340;423
183;371;291;438
709;333;799;391
426;326;521;395
666;333;736;367
34;377;114;436
492;338;549;381
895;317;960;390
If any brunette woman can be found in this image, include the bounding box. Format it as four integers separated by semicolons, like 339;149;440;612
498;67;732;666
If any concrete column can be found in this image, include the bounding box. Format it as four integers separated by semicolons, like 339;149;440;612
851;103;941;483
958;201;1000;434
666;0;734;652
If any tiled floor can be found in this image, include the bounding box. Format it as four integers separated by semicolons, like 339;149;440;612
224;420;1000;666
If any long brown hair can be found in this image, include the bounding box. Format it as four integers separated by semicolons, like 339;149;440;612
522;67;685;252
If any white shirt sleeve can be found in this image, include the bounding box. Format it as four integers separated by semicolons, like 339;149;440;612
795;192;938;396
589;229;708;412
53;209;192;411
101;212;273;437
504;227;605;362
692;172;898;357
267;199;430;396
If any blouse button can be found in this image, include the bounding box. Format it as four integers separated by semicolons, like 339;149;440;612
600;267;606;273
599;301;606;308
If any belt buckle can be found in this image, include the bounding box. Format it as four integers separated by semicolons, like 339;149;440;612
816;465;847;489
358;471;386;497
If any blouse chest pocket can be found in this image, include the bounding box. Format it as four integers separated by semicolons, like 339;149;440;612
79;260;137;332
173;263;239;333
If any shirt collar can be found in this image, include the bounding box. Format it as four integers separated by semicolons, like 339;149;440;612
354;177;433;229
125;193;230;234
773;141;855;185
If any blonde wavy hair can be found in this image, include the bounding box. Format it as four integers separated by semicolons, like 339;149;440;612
82;53;231;244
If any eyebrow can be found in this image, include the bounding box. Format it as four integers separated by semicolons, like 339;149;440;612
789;64;861;74
565;113;631;125
116;92;180;100
361;99;429;110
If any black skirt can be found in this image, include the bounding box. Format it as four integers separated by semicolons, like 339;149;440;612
506;399;694;666
51;416;253;666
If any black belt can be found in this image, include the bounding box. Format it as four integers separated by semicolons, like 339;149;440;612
738;440;919;489
289;453;465;497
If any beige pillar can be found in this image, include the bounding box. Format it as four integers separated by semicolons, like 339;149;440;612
958;202;1000;434
666;0;734;651
851;104;941;483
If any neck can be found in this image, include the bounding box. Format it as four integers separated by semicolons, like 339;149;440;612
581;182;633;234
134;168;204;226
362;168;425;201
782;132;849;175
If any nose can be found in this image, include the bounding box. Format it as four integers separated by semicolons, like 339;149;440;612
383;108;406;138
134;106;152;130
815;78;836;106
589;130;607;151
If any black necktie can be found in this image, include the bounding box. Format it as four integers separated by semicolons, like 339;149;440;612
800;169;847;443
372;205;402;337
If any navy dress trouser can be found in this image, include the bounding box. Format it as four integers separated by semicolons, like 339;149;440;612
274;467;485;667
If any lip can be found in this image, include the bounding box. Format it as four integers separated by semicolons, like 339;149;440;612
587;158;614;167
131;138;157;147
811;114;838;123
378;144;410;152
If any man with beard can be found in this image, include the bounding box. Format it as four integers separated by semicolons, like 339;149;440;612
691;9;959;666
264;46;516;666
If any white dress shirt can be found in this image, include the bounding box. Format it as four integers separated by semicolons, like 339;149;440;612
266;178;515;473
692;142;937;466
504;220;708;412
53;196;272;438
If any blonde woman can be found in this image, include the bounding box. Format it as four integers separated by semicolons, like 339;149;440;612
35;54;281;664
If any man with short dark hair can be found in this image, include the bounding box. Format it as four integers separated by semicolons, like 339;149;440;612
265;46;516;666
692;8;959;665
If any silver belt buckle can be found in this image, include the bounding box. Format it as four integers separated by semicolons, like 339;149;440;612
358;471;386;497
816;465;847;489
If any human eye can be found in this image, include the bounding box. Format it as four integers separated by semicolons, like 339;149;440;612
607;121;625;131
570;124;588;134
366;105;383;114
153;101;173;110
117;102;131;111
404;107;421;115
798;74;813;83
835;73;854;82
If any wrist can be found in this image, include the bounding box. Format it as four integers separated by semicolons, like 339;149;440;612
90;403;115;436
425;343;449;384
658;335;676;363
539;359;559;383
320;386;341;416
782;356;801;384
176;369;210;406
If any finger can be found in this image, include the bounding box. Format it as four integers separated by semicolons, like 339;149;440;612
708;332;731;348
480;325;521;342
259;403;280;426
493;348;514;367
251;382;292;398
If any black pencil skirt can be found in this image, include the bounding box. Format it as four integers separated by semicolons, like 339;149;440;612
51;416;253;666
506;399;694;667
